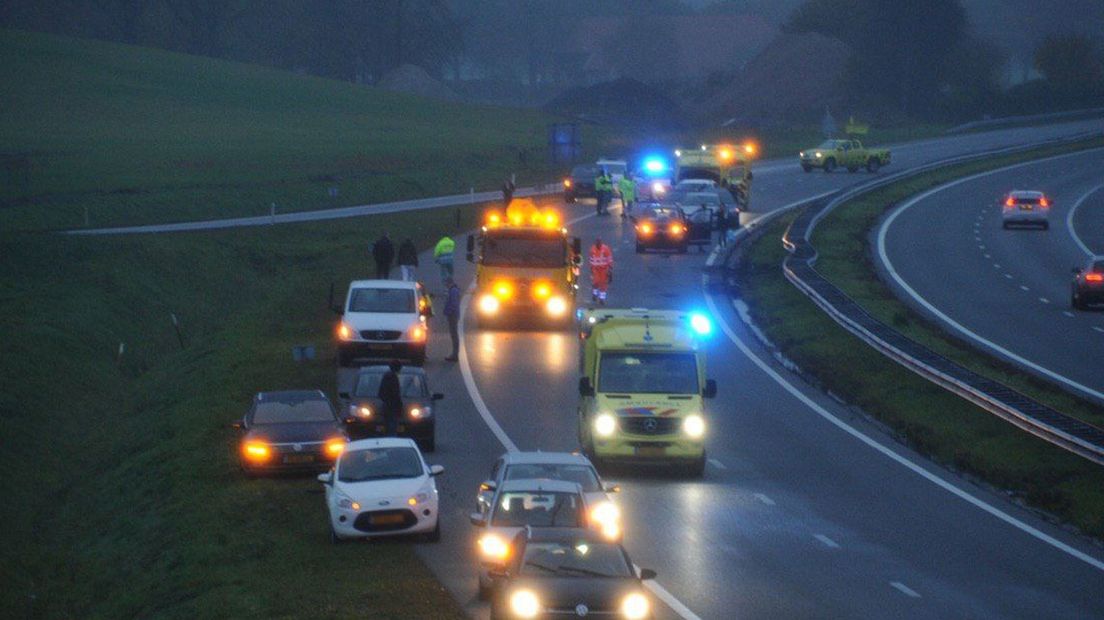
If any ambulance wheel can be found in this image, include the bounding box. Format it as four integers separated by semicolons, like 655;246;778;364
686;453;706;478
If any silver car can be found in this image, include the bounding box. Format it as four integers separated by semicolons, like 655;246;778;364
1001;190;1051;230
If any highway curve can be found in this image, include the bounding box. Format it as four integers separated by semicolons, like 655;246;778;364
879;147;1104;405
345;119;1104;619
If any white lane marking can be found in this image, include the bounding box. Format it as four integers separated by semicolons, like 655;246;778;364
877;148;1104;405
1093;327;1104;334
983;253;991;259
1039;297;1050;304
1003;274;1013;279
814;534;841;549
1020;285;1030;292
753;493;776;506
993;263;1001;269
890;582;922;598
457;208;703;620
708;458;727;470
1066;183;1104;257
703;254;1104;573
1064;311;1075;318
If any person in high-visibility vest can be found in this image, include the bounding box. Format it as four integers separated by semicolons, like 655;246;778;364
618;175;636;219
588;237;614;305
433;235;455;284
594;170;613;216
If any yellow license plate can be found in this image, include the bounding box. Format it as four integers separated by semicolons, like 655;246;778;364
1020;205;1033;210
635;446;666;458
284;454;314;464
370;514;405;525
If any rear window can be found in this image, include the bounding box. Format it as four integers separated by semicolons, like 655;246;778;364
252;400;334;424
491;491;584;527
505;464;601;492
349;287;415;313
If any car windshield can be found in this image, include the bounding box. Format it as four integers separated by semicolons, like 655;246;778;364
490;491;584;527
598;162;626;174
353;372;427;398
252;399;334;424
349;287;415;313
520;541;633;578
683;192;720;205
816;140;843;149
644;207;680;220
598;352;700;394
505;464;601;492
482;232;565;268
338;446;423;482
571;165;599;179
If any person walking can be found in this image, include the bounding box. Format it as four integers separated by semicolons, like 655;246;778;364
433;235;455;283
588;237;613;305
618;174;636;219
443;277;461;362
594;169;613;215
715;205;729;248
397;237;419;281
377;359;404;435
502;177;516;206
372;232;395;279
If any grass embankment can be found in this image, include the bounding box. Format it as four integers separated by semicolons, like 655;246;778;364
0;28;618;231
0;208;494;618
737;137;1104;539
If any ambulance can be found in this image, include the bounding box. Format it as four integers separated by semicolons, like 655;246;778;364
674;143;755;209
576;308;717;476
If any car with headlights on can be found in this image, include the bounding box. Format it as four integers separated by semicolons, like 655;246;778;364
338;365;443;451
318;437;443;543
489;528;656;619
475;451;621;538
332;279;430;366
233;390;347;475
564;164;600;203
1001;190;1052;229
634;204;689;253
1071;257;1104;310
471;479;592;600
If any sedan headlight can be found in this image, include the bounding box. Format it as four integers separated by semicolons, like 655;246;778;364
510;589;541;618
337;322;355;341
814;151;822;158
325;438;345;457
407;492;429;506
351;404;372;418
242;441;270;462
478;533;510;561
336;491;361;512
799;151;805;157
594;413;617;437
683;414;705;438
621;592;650;619
409;405;430;419
590;501;622;540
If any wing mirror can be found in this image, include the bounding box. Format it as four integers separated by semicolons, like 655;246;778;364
603;483;621;493
470;512;486;526
429;464;445;476
639;568;657;580
703;379;717;399
317;472;333;485
431;393;444;401
479;479;497;493
487;566;509;579
578;377;595;397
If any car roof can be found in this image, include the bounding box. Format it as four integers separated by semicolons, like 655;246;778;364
499;478;583;494
345;436;420;450
354;365;427;377
255;389;328;403
502;451;594;467
348;279;419;290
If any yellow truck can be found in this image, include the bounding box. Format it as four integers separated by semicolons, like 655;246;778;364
674;143;755;209
466;199;582;327
576;308;717;476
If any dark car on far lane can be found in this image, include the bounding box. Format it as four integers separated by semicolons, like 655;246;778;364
234;390;347;475
633;204;689;253
338;365;443;451
1071;257;1104;310
564;164;600;203
489;528;656;619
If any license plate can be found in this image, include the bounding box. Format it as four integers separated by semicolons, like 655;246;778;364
367;344;392;350
284;454;314;464
1020;205;1033;211
635;446;666;458
370;513;405;525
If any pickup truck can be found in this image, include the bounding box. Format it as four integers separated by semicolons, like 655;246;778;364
799;139;891;173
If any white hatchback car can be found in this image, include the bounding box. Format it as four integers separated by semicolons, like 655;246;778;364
334;279;429;366
319;437;443;543
1001;190;1052;230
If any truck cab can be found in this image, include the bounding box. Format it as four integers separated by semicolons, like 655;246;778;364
576;308;717;477
466;199;582;327
674;144;754;209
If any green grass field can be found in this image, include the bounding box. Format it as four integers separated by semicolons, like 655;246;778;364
0;28;618;231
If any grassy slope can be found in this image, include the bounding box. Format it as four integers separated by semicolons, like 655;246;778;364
0;28;615;230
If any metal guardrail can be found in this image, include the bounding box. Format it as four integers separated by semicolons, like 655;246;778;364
944;107;1104;135
780;132;1104;466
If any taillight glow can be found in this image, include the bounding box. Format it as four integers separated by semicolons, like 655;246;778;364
563;179;572;188
1086;273;1103;283
1039;197;1049;208
1005;197;1015;207
533;281;553;299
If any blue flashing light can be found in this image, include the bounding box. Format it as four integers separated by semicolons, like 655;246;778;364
642;157;668;176
689;313;713;336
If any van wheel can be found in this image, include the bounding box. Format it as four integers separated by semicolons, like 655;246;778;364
866;158;880;173
823;159;836;173
686;454;706;478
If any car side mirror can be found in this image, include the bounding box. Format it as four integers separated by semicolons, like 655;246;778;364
639;568;657;580
703;379;717;399
429;464;445;476
603;483;620;493
579;377;595;397
431;393;444;401
317;472;333;485
488;566;509;579
480;479;497;493
470;512;486;526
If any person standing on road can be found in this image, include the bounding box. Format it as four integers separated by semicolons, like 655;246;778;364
443;277;461;362
433;235;455;283
502;177;516;206
594;169;613;215
378;359;404;435
397;237;419;281
588;237;613;305
372;232;395;279
715;205;729;248
618;174;635;219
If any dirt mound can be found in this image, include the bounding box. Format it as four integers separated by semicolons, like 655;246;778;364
377;64;459;102
705;32;851;124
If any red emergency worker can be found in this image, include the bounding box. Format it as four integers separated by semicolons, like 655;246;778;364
589;237;614;305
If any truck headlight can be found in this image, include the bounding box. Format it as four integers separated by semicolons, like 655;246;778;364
509;589;541;618
478;294;500;315
815;151;822;158
594;413;617;437
337;322;355;341
351;404;372;418
683;414;705;438
546;296;568;317
622;592;650;619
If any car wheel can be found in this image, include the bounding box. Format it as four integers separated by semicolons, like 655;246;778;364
336;348;351;367
823;158;836;173
866;158;880;173
1072;293;1083;310
801;163;812;173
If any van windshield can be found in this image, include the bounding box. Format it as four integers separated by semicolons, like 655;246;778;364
483;232;565;268
598;352;699;394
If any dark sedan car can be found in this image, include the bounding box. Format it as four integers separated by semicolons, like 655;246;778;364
490;528;655;619
1071;258;1104;310
564;164;600;203
338;365;443;451
634;204;689;253
234;390;347;475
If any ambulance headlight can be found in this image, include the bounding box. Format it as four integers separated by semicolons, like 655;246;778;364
594;413;617;437
683;414;705;438
478;294;500;315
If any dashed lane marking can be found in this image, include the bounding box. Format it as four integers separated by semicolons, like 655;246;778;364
1064;311;1075;318
1039;297;1050;304
1020;285;1030;291
753;493;776;506
890;582;922;598
814;534;841;549
708;458;727;470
